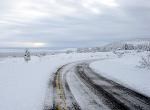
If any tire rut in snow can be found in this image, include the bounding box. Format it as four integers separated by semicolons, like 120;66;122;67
75;65;129;110
64;72;81;110
51;65;81;110
75;63;150;110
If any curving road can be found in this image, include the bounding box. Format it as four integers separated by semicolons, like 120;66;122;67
44;60;150;110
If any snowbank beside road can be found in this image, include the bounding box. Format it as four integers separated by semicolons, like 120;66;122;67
90;51;150;97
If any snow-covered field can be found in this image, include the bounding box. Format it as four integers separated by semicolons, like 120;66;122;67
0;52;112;110
90;51;150;97
0;50;150;110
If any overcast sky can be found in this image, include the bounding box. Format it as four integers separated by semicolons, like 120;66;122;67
0;0;150;48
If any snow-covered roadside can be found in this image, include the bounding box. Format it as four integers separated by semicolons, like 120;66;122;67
90;51;150;97
0;52;114;110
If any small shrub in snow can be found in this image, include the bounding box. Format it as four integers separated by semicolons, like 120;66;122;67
24;49;31;62
139;54;150;69
113;51;124;58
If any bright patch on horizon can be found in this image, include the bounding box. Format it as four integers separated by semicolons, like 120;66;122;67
19;42;46;47
32;42;46;47
0;42;47;48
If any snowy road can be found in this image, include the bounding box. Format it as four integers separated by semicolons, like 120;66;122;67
44;60;150;110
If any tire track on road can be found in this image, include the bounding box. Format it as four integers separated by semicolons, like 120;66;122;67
75;63;150;110
48;66;67;110
52;65;81;110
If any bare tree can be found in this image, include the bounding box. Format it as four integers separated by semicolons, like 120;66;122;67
139;54;150;69
147;43;150;51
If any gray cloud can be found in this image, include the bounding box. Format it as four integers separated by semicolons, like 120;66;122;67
0;0;150;48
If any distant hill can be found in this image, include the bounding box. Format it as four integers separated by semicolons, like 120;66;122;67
75;38;150;53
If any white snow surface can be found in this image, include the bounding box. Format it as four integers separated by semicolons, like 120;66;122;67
1;50;150;110
0;52;113;110
90;51;150;97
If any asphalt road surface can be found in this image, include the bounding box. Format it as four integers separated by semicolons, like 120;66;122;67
44;60;150;110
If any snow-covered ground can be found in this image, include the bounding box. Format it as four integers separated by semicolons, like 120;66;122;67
90;51;150;97
0;50;149;110
0;52;113;110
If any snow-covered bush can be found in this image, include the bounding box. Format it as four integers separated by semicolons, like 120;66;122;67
24;49;31;62
113;51;124;58
139;54;150;69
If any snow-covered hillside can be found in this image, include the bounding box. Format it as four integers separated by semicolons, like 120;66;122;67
76;38;150;52
103;38;150;51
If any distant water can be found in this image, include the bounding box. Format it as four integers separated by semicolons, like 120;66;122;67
0;47;65;53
